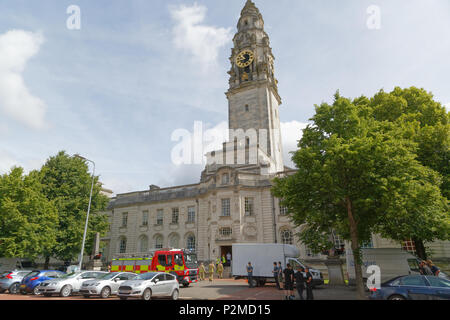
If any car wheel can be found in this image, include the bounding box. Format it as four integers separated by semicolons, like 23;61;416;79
388;295;406;301
141;288;152;301
8;283;20;294
60;285;72;297
248;278;257;288
100;286;111;299
171;289;179;300
32;286;41;295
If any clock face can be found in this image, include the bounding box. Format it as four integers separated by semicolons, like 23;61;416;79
235;50;254;68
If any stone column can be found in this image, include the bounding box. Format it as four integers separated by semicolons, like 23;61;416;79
324;256;346;286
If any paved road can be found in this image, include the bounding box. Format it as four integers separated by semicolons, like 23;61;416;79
0;279;360;300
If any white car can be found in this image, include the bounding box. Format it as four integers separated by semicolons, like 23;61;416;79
118;272;179;301
38;271;107;297
80;272;137;298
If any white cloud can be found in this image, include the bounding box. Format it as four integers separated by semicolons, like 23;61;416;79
0;30;46;129
169;3;232;71
281;121;309;168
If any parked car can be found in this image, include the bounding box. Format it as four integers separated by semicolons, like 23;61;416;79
117;272;179;301
370;275;450;300
0;270;32;294
20;270;66;295
80;272;137;298
38;271;107;297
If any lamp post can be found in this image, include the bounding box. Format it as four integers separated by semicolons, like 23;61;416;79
74;154;95;271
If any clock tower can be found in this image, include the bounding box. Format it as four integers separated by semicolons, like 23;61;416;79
226;0;284;173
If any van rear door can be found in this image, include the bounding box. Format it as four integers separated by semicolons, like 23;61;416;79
407;259;421;275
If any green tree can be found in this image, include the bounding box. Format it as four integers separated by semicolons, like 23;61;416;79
40;151;109;266
272;92;449;299
0;167;58;260
368;87;450;259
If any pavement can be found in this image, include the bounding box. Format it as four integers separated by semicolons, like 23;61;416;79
0;279;361;301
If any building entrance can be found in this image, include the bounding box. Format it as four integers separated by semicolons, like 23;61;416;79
220;246;232;267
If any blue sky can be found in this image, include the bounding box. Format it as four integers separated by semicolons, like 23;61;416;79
1;0;449;195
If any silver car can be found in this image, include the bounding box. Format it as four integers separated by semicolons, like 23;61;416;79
117;272;180;301
0;270;32;294
38;271;107;297
80;272;137;298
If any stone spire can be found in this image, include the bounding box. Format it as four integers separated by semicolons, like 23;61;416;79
228;0;278;94
237;0;264;32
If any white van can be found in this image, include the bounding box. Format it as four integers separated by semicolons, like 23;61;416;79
346;248;448;285
232;243;324;287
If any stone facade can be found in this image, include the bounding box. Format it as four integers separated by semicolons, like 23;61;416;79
102;0;449;266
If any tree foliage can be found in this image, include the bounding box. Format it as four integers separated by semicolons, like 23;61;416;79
40;151;109;262
272;89;449;298
0;168;58;260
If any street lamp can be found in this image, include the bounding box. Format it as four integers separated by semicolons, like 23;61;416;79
73;154;95;271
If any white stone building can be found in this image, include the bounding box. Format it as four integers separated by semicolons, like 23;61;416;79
102;0;449;268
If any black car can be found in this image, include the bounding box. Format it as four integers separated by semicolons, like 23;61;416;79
370;275;450;300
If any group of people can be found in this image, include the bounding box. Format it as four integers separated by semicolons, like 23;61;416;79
198;253;232;282
419;259;441;276
272;262;314;300
245;261;314;300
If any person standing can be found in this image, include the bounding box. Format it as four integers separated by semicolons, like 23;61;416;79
217;261;224;279
199;262;206;281
419;261;433;275
427;260;440;276
208;261;215;282
226;252;232;267
305;267;314;300
283;263;295;300
278;262;283;285
247;262;254;288
295;267;305;300
272;262;281;290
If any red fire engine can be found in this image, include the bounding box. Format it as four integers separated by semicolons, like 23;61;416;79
110;248;198;287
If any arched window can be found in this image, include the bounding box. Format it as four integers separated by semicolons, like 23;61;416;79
280;229;293;245
169;234;180;248
154;235;163;249
139;235;148;253
186;234;196;251
118;237;127;253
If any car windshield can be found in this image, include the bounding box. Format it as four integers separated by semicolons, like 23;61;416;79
60;272;80;279
184;253;198;268
27;271;40;278
98;273;119;280
135;272;158;280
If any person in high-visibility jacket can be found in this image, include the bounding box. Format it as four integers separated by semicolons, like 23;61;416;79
217;262;224;279
208;261;215;282
199;262;206;281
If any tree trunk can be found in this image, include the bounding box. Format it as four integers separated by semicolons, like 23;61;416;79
346;197;366;300
412;238;427;260
44;256;50;270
